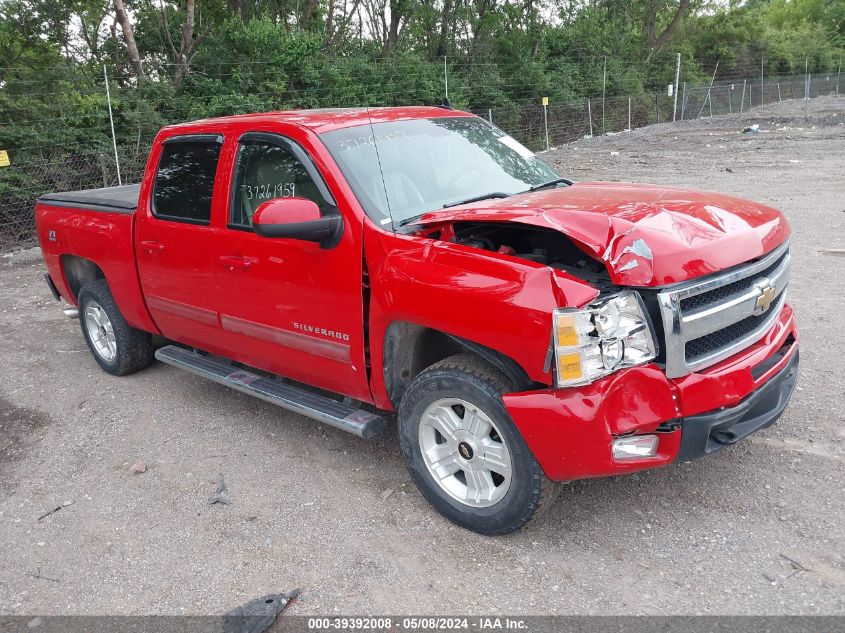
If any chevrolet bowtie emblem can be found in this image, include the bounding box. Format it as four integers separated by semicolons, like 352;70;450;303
754;281;776;314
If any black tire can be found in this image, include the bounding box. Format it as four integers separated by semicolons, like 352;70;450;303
398;354;560;535
77;279;154;376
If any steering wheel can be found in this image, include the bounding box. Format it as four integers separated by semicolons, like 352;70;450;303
444;164;487;189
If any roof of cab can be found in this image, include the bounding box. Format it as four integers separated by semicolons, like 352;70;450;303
161;106;476;135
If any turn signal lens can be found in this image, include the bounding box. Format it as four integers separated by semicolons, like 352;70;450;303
555;313;580;347
556;352;582;381
552;291;657;388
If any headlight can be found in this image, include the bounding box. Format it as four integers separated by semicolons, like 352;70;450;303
553;291;657;387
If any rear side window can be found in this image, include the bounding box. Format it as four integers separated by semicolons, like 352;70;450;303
153;137;222;223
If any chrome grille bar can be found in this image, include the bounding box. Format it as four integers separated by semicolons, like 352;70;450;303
656;241;791;378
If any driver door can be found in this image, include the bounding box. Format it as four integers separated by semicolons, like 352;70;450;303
213;132;370;401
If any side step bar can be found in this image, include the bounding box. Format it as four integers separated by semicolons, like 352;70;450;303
155;345;387;439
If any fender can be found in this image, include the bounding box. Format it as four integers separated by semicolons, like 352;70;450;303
443;333;533;391
364;220;599;410
379;320;535;409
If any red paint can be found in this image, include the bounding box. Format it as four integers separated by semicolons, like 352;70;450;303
414;182;791;287
35;106;799;483
35;205;159;334
504;306;798;480
363;227;601;407
254;197;321;225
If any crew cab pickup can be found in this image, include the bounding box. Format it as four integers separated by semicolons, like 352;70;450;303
35;107;799;534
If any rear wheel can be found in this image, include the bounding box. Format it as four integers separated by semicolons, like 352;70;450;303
398;354;560;535
78;279;154;376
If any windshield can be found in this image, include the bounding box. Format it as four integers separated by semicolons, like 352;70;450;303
320;117;558;226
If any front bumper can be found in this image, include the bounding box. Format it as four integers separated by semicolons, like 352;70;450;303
675;349;798;462
504;304;799;481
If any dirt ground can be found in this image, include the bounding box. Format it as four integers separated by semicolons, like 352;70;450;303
1;96;843;617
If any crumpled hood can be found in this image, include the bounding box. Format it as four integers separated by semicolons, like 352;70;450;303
415;181;790;286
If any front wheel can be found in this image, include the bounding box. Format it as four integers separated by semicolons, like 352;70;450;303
398;355;560;535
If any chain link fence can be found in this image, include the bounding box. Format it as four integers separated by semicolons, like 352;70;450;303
472;72;838;151
0;147;147;250
1;71;840;251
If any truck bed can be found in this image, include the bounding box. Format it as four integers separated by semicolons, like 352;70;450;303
35;181;159;334
38;183;141;213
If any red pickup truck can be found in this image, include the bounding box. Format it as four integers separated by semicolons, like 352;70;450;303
35;106;798;534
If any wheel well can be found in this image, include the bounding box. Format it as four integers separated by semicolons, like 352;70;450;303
382;322;533;408
60;255;105;300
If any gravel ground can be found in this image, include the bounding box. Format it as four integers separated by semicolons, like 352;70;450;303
1;96;843;617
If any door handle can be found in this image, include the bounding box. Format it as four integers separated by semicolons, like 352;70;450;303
140;240;165;254
219;255;254;271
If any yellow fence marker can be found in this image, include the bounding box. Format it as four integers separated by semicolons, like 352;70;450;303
0;150;10;167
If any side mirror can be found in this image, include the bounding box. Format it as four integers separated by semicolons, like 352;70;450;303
252;197;343;248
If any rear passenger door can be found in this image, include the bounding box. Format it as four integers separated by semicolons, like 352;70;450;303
213;132;369;401
135;134;226;350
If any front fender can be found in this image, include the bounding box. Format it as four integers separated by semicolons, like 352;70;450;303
364;224;598;409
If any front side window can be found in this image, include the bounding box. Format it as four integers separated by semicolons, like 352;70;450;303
152;137;222;223
320;117;558;226
231;140;325;227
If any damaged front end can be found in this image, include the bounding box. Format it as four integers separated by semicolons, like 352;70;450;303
418;220;615;292
415;221;661;389
409;181;791;288
395;182;797;481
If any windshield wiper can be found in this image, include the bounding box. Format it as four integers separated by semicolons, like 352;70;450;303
397;192;511;227
397;212;431;227
442;191;511;209
524;177;573;193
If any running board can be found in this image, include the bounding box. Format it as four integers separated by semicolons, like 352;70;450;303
154;345;387;439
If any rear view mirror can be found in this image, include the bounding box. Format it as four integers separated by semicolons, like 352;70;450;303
252;197;342;248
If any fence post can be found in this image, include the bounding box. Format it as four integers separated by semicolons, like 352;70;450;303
805;58;809;118
97;154;109;187
487;108;492;124
697;60;719;119
103;65;122;186
543;100;549;151
628;96;631;130
728;87;732;114
601;56;607;135
587;98;593;137
837;59;841;95
761;58;764;107
672;52;681;122
681;82;686;120
656;93;660;124
777;83;781;102
739;79;746;116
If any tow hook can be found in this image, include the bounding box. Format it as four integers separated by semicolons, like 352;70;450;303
711;429;739;445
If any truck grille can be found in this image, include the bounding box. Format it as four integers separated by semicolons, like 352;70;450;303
679;249;789;313
656;241;791;378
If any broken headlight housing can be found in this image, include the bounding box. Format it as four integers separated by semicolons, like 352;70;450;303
553;291;657;387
